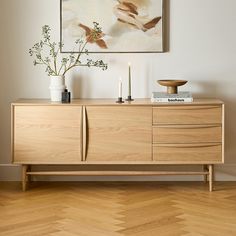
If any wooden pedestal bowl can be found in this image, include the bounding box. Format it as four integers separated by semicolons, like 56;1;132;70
157;80;188;94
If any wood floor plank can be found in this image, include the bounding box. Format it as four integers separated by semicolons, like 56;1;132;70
0;182;236;236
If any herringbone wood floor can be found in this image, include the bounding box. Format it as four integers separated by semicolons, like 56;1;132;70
0;182;236;236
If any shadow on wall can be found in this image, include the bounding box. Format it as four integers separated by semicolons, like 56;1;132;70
69;71;93;99
191;80;227;98
193;79;236;164
70;73;83;98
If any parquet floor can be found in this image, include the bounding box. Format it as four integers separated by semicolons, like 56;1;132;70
0;182;236;236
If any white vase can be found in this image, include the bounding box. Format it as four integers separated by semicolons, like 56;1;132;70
49;75;66;102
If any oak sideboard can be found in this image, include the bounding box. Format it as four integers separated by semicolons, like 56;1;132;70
11;99;224;191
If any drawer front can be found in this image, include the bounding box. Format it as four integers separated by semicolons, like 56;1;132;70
153;125;222;143
153;106;222;124
153;144;222;163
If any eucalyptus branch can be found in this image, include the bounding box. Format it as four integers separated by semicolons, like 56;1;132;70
50;43;58;74
29;23;108;77
41;57;51;68
58;63;64;76
55;46;60;58
46;39;58;75
62;40;89;75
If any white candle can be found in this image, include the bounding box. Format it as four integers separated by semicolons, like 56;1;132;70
119;78;122;98
128;62;131;96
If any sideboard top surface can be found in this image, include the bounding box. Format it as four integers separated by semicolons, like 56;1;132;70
12;98;224;106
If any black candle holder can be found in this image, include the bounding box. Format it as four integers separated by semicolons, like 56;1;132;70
116;97;124;103
125;96;134;101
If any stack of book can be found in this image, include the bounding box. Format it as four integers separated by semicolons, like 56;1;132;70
151;92;193;103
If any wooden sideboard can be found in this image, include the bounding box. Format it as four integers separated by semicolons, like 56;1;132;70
11;99;224;191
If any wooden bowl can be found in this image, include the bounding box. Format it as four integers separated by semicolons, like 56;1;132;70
157;80;188;94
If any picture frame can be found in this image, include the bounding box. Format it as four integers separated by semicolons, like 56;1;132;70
60;0;164;53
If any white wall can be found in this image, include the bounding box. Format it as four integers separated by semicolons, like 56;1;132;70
1;0;236;181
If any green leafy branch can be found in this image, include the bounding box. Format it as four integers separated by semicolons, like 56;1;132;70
29;23;108;76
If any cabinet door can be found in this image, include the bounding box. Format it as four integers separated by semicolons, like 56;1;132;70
13;106;82;164
85;106;152;162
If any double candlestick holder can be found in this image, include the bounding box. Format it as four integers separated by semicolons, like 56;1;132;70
116;63;134;103
116;95;134;103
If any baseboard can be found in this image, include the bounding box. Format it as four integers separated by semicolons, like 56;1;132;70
1;164;236;181
0;164;21;181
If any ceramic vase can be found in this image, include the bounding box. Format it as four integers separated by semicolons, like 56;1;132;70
49;75;66;102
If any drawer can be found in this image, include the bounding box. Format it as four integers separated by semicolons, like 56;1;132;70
153;106;222;124
153;143;222;163
153;125;222;143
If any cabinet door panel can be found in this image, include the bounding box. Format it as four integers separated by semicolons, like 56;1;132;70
14;106;82;164
85;106;152;161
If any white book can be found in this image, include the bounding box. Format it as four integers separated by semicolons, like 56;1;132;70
151;91;193;103
151;97;193;103
152;91;192;99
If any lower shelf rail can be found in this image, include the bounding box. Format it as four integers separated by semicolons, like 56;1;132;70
21;165;214;192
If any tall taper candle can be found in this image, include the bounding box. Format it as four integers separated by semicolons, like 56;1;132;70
128;63;131;96
119;77;122;98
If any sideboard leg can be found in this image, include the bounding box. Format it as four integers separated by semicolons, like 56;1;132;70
22;165;28;191
203;165;208;183
208;164;214;192
28;165;31;183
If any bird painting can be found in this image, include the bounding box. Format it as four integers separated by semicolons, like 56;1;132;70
61;0;163;52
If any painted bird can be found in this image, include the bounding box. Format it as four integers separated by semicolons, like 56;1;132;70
113;0;161;32
78;23;108;49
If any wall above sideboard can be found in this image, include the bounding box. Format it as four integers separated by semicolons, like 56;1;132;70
0;0;236;180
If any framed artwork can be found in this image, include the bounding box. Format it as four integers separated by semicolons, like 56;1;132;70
60;0;164;53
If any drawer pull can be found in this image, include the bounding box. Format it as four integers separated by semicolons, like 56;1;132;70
154;106;219;110
154;124;221;129
80;107;83;161
82;106;88;161
154;143;221;148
